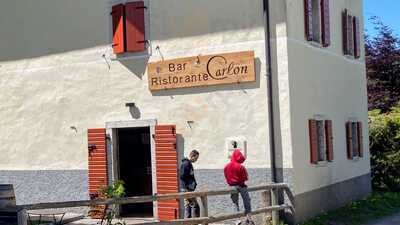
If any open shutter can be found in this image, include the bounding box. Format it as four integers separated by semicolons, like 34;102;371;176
304;0;313;41
309;120;318;164
125;1;146;52
88;128;108;195
347;15;354;56
111;4;125;54
353;17;361;58
155;125;180;221
357;122;364;157
325;120;334;161
346;122;353;159
342;10;349;55
321;0;330;47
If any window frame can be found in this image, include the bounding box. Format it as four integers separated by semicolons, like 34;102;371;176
342;9;361;59
346;121;363;160
304;0;330;47
309;116;334;165
316;120;326;162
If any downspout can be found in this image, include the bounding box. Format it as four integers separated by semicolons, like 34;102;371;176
263;1;291;223
263;0;277;184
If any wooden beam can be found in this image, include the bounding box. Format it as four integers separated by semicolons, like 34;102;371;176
17;209;27;225
200;196;208;225
135;205;291;225
15;183;291;211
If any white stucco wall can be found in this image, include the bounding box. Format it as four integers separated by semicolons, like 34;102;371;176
285;0;370;194
268;0;294;169
0;0;271;171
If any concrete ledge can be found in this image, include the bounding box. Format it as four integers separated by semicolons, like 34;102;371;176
293;173;372;223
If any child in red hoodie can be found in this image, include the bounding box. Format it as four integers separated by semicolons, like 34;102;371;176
224;149;252;222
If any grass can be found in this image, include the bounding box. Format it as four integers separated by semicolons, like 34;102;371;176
300;192;400;225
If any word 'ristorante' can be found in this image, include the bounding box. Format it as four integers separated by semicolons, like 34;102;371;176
147;51;256;91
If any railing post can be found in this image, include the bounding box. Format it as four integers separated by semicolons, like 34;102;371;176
271;188;279;225
261;190;272;224
18;209;27;225
200;195;208;225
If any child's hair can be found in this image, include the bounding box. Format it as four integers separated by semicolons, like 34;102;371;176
190;149;199;157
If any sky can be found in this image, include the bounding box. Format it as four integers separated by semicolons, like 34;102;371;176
364;0;400;37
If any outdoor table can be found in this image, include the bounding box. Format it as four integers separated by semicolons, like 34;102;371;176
27;210;66;225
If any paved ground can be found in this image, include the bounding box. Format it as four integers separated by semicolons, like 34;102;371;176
65;217;155;225
363;212;400;225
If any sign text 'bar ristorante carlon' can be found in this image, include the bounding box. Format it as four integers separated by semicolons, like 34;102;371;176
147;51;256;91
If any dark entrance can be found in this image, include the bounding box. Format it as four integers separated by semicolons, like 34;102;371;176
118;127;153;217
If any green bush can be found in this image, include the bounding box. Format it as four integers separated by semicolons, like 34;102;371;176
369;106;400;191
99;180;126;225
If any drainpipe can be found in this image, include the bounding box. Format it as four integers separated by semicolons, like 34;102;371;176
263;0;277;185
263;1;291;224
263;0;284;223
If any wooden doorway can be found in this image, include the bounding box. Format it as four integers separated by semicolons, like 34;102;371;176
117;127;153;217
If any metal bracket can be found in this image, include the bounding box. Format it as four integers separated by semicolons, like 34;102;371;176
88;144;97;152
138;40;150;44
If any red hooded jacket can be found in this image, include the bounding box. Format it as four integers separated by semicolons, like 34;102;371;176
224;149;248;187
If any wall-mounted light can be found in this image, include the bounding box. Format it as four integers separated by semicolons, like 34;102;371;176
125;102;136;107
70;126;78;133
102;54;111;69
187;120;194;129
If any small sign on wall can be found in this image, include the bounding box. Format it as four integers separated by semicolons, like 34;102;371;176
147;51;256;91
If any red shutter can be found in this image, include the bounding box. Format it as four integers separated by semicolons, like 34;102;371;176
357;122;364;157
309;120;318;164
111;4;125;54
346;122;353;160
342;10;349;55
353;17;361;58
325;120;334;161
125;1;146;52
304;0;313;41
88;128;108;195
321;0;330;47
347;15;354;56
155;125;180;221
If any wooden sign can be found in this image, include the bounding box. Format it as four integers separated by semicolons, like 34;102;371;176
147;51;255;91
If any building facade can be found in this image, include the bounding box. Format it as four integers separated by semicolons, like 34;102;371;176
0;0;370;223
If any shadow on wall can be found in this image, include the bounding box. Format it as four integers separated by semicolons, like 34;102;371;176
128;104;141;119
119;56;150;80
150;57;263;96
176;134;185;218
0;0;110;61
0;0;263;62
149;0;264;41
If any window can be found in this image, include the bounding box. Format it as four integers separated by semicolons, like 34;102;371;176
304;0;330;47
346;121;364;159
309;119;334;164
342;9;361;58
316;120;326;161
111;1;146;55
311;0;321;43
